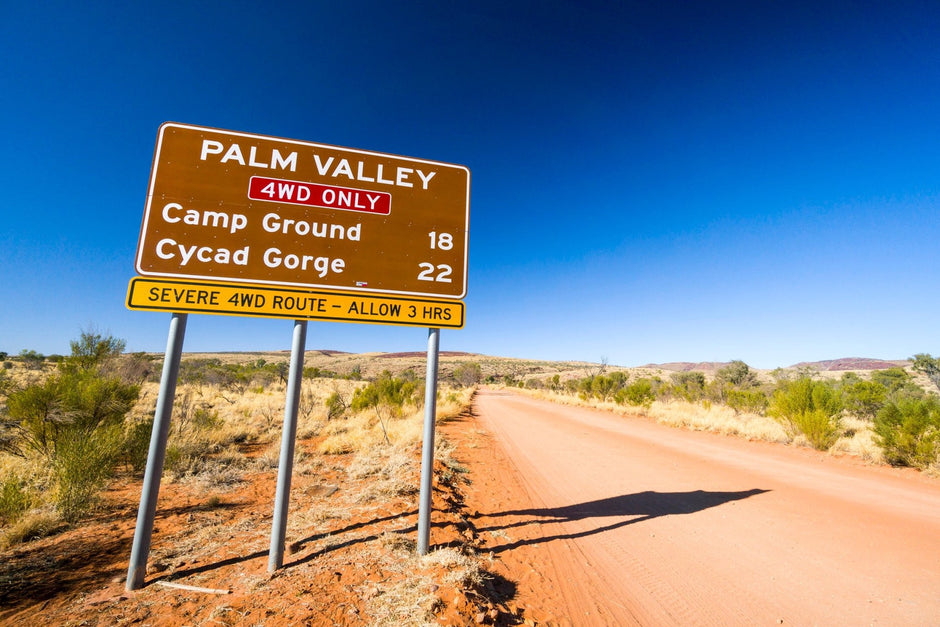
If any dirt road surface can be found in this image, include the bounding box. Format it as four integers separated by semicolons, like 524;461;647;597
456;389;940;625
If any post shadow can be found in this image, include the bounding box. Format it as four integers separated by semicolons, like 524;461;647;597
159;508;421;583
475;489;770;553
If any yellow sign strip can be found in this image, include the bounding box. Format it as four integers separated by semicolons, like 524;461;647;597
127;277;464;329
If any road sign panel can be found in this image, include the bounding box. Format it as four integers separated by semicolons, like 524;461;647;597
135;123;470;299
126;277;464;328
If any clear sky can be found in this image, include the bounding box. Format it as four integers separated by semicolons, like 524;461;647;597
2;1;939;369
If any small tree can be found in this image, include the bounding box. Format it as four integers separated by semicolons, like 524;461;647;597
452;362;483;388
769;378;843;451
67;329;125;372
716;360;758;389
669;371;706;402
351;371;418;444
912;354;940;392
325;391;347;420
19;349;45;370
874;397;940;469
841;380;887;421
710;360;759;404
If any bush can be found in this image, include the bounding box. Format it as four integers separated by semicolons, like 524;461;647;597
350;372;420;445
18;349;45;370
725;388;768;415
326;391;347;420
0;331;139;526
668;371;706;401
452;362;483;387
715;360;758;389
52;422;125;522
3;367;139;459
769;378;843;450
1;511;63;549
873;397;940;469
912;353;940;392
123;419;155;472
0;473;31;525
67;329;125;371
615;379;655;409
351;371;419;417
841;380;887;421
871;368;922;400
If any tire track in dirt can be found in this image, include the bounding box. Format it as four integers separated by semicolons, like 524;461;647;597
460;389;940;625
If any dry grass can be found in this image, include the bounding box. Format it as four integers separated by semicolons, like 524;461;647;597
348;444;420;503
649;400;790;442
0;511;65;549
421;547;485;589
831;415;884;463
515;386;888;463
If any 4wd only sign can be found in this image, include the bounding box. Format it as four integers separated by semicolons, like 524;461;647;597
135;123;470;299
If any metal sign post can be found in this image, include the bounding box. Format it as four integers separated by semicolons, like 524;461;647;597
268;320;308;571
417;327;441;555
126;312;188;591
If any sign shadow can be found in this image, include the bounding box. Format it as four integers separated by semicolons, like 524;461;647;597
475;488;769;554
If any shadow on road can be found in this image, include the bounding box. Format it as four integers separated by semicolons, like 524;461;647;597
475;489;769;553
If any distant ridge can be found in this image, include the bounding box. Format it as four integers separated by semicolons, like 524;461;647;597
641;362;732;374
378;351;476;359
787;357;908;371
643;358;909;373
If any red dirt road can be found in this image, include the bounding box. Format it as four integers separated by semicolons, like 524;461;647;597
458;389;940;625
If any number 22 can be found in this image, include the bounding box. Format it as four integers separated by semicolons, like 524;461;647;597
417;263;452;283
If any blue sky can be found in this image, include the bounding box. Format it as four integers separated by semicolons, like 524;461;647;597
2;1;940;369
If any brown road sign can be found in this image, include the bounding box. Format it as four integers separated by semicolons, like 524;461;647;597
135;123;470;299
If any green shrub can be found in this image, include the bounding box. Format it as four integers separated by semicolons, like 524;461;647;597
873;397;940;469
871;368;923;400
123;419;154;472
66;329;125;371
715;360;758;389
52;423;124;522
769;378;843;450
0;473;32;525
841;380;887;420
912;353;940;392
1;332;139;526
351;371;418;416
615;379;655;409
3;369;139;459
725;388;769;415
668;371;706;401
593;372;627;401
192;407;222;430
326;391;347;420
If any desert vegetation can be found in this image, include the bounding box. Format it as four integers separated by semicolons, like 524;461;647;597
4;345;939;551
3;338;939;623
0;333;515;624
506;357;940;473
